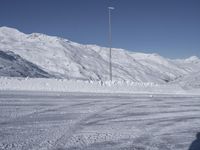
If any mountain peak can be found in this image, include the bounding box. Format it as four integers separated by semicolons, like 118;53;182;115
0;26;25;37
0;26;20;33
185;56;199;62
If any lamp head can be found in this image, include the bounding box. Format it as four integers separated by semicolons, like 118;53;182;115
108;7;115;10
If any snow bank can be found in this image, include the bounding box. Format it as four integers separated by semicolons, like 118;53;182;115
0;77;192;95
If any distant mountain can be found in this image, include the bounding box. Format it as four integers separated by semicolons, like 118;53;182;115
0;26;200;83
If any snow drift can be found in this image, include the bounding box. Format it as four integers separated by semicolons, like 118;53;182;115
0;77;188;94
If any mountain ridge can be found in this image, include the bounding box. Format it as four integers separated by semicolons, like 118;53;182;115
0;26;199;83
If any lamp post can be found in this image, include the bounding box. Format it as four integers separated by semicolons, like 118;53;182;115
108;7;114;81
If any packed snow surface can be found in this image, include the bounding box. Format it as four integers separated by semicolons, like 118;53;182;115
1;26;200;83
0;91;200;150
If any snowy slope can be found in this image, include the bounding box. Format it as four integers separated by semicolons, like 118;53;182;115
172;71;200;89
0;26;200;83
0;50;51;78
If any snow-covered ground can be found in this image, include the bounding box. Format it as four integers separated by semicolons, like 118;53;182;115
0;91;199;150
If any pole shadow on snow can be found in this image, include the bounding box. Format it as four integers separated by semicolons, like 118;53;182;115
189;132;200;150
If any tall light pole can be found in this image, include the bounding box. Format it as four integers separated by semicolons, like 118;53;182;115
108;7;114;81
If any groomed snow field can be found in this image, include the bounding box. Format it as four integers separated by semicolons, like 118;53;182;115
0;91;200;150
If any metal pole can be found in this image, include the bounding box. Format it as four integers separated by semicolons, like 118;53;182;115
108;7;114;81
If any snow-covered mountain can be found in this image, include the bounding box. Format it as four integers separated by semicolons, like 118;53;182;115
172;71;200;89
0;50;51;78
0;26;199;83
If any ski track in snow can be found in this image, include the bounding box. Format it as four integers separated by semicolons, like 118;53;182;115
0;91;200;150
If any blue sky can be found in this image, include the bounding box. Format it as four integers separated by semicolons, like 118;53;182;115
0;0;200;58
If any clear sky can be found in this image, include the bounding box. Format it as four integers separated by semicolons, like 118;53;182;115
0;0;200;58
